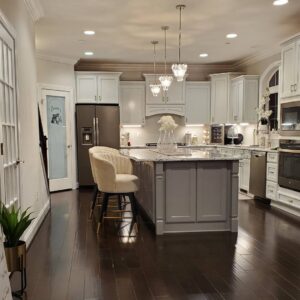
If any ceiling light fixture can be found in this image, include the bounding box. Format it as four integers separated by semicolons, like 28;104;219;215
273;0;288;5
159;26;173;92
84;51;94;56
199;53;208;58
84;30;95;35
172;4;187;82
149;41;161;97
226;33;238;39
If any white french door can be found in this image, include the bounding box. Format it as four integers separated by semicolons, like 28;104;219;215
0;22;19;207
40;89;72;192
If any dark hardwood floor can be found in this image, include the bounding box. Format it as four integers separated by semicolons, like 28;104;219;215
18;189;300;300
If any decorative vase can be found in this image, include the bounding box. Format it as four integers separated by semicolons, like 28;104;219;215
158;130;177;152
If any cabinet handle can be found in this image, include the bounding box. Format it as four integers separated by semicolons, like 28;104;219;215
95;95;97;101
294;84;297;92
99;95;101;101
291;85;294;93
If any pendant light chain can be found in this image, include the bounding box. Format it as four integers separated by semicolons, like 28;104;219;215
178;5;182;64
164;27;167;75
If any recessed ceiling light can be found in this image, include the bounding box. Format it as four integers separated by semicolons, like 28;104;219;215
273;0;288;6
84;30;95;35
226;33;238;39
84;51;94;56
199;53;208;58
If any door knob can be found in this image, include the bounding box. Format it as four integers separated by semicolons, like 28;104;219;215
67;145;72;149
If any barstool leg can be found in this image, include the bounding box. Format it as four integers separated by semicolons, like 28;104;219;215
89;185;98;219
128;193;138;223
98;193;109;234
118;195;122;210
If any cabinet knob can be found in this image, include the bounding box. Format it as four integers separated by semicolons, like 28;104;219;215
95;95;97;101
99;95;102;101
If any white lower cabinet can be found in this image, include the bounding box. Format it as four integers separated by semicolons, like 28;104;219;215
273;188;300;217
240;158;250;192
266;163;278;182
266;181;277;200
120;82;145;125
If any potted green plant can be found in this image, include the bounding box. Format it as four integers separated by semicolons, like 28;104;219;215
0;203;34;293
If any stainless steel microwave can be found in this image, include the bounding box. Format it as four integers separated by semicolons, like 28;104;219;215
280;101;300;136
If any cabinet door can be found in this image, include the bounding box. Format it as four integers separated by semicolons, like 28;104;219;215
185;82;210;124
165;162;197;223
243;78;259;123
120;83;145;125
230;80;239;123
197;162;227;222
295;40;300;97
241;159;250;191
281;43;295;98
211;77;228;123
76;75;97;103
98;76;119;103
166;80;185;104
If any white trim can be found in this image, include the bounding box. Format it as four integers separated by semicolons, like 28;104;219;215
37;83;77;190
23;0;44;22
259;60;281;101
36;52;78;65
0;9;16;38
22;200;50;247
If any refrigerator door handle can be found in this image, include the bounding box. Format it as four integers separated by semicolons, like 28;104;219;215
93;117;97;145
96;117;100;146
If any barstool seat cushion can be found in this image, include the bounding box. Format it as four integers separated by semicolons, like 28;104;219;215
115;174;139;193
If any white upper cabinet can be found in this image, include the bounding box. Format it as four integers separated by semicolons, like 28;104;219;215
229;75;259;124
210;73;241;124
76;72;121;104
76;75;97;103
281;34;300;99
120;82;145;125
144;74;186;116
185;82;210;125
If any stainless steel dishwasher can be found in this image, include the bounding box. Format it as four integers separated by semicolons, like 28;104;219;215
249;151;267;199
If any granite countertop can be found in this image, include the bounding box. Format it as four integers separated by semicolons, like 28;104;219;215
120;144;278;153
120;148;242;162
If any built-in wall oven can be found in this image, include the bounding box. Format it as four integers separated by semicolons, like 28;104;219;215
280;101;300;136
278;140;300;192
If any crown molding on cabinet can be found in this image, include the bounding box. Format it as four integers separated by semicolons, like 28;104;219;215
36;52;78;65
23;0;44;22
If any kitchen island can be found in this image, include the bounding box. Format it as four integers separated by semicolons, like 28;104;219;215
120;148;241;235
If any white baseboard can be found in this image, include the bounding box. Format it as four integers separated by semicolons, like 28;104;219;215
22;200;50;247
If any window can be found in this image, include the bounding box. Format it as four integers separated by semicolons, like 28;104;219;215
268;70;279;131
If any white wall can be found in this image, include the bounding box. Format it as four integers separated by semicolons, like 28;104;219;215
0;0;50;245
36;58;77;188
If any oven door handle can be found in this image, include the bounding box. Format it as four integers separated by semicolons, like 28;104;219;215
279;149;300;154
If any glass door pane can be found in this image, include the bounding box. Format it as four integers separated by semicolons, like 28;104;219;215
46;95;67;180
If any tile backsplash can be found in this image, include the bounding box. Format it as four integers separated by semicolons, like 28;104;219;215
120;115;257;146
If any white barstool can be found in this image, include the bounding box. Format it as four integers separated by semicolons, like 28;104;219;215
93;152;139;234
88;146;120;218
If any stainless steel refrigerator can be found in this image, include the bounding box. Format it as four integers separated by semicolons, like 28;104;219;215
76;104;120;186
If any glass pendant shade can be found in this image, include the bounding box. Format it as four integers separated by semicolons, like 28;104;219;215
159;75;173;91
150;84;161;97
172;64;187;81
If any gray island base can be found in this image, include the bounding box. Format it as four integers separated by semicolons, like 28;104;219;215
120;149;241;235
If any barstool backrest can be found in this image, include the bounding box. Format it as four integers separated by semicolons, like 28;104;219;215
93;153;133;192
88;147;119;183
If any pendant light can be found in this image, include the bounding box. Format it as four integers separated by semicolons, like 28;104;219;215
172;4;187;82
159;26;173;91
149;41;161;97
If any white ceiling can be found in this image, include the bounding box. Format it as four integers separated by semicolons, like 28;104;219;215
36;0;300;64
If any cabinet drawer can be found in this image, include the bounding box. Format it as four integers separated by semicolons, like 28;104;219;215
278;192;300;208
267;152;278;163
266;181;277;200
266;163;278;182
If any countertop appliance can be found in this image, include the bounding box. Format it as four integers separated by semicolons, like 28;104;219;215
76;104;120;186
279;140;300;192
210;124;224;144
280;100;300;136
249;151;268;202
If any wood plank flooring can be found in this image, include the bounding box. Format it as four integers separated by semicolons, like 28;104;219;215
18;189;300;300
